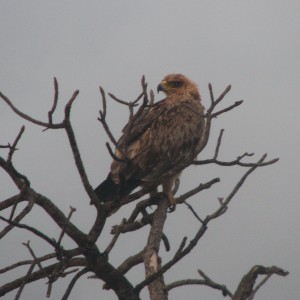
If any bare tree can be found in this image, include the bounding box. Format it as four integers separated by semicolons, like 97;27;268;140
0;77;288;300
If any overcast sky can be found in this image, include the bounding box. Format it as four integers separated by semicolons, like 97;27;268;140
1;1;300;299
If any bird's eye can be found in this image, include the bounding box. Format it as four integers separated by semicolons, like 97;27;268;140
169;81;182;88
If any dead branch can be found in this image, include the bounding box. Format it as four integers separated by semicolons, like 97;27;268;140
104;218;126;255
134;154;270;294
63;113;100;208
98;87;129;161
0;216;58;248
7;126;25;162
176;177;220;204
232;265;288;300
0;92;64;129
47;77;59;125
0;78;286;300
57;206;77;245
61;268;90;300
194;129;279;167
14;262;35;300
183;201;204;224
0;156;30;188
108;92;139;107
0;258;86;297
117;251;144;275
22;241;50;281
111;213;153;234
143;198;169;300
0;193;35;239
166;268;233;297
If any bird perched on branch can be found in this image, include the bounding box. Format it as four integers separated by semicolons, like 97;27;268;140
95;74;205;210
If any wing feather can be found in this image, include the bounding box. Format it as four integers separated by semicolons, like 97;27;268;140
111;95;205;186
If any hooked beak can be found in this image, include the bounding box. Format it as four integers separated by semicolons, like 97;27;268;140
157;83;165;93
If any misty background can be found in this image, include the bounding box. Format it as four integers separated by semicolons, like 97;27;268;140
0;1;299;299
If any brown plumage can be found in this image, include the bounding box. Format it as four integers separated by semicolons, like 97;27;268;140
95;74;205;209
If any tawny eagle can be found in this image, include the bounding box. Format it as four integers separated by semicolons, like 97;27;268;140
95;74;205;209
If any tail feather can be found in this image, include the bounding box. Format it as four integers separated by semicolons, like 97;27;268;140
94;173;140;203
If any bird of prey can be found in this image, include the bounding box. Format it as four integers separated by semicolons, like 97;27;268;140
95;74;205;209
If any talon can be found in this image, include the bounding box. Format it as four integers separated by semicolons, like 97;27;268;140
168;203;176;212
167;193;176;212
163;178;178;212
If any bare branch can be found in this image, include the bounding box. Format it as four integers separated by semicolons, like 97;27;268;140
0;194;35;239
105;218;126;255
206;154;271;222
161;233;170;252
0;194;23;211
98;88;129;161
0;78;285;300
194;156;279;167
143;199;169;300
0;216;57;248
99;86;107;119
57;206;77;245
135;154;270;294
183;201;204;224
0;258;86;297
64;90;80;120
108;92;139;107
166;268;233;297
0;248;81;274
0;91;64;129
210;100;243;118
63;114;100;207
213;129;224;159
111;213;153;234
61;268;90;300
117;251;144;275
174;237;187;259
0;156;30;188
208;83;214;106
14;262;35;300
47;77;59;125
197;269;233;297
7;126;25;162
232;265;289;300
176;178;220;204
22;241;50;281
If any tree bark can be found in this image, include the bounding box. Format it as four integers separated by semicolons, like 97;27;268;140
143;198;169;300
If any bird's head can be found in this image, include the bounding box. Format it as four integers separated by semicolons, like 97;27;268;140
157;74;199;97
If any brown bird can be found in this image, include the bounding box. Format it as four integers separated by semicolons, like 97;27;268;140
95;74;205;209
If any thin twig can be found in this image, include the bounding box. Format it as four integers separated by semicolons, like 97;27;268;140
104;218;126;255
99;86;107;119
0;194;35;239
61;268;89;300
64;113;99;207
14;263;35;300
57;206;77;245
166;268;233;297
0;216;57;248
108;93;139;107
213;129;224;159
174;237;187;259
64;90;80;120
22;241;50;280
7;126;25;162
184;201;204;224
0;92;64;129
47;77;59;124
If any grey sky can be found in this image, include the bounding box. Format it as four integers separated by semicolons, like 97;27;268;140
0;1;299;299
